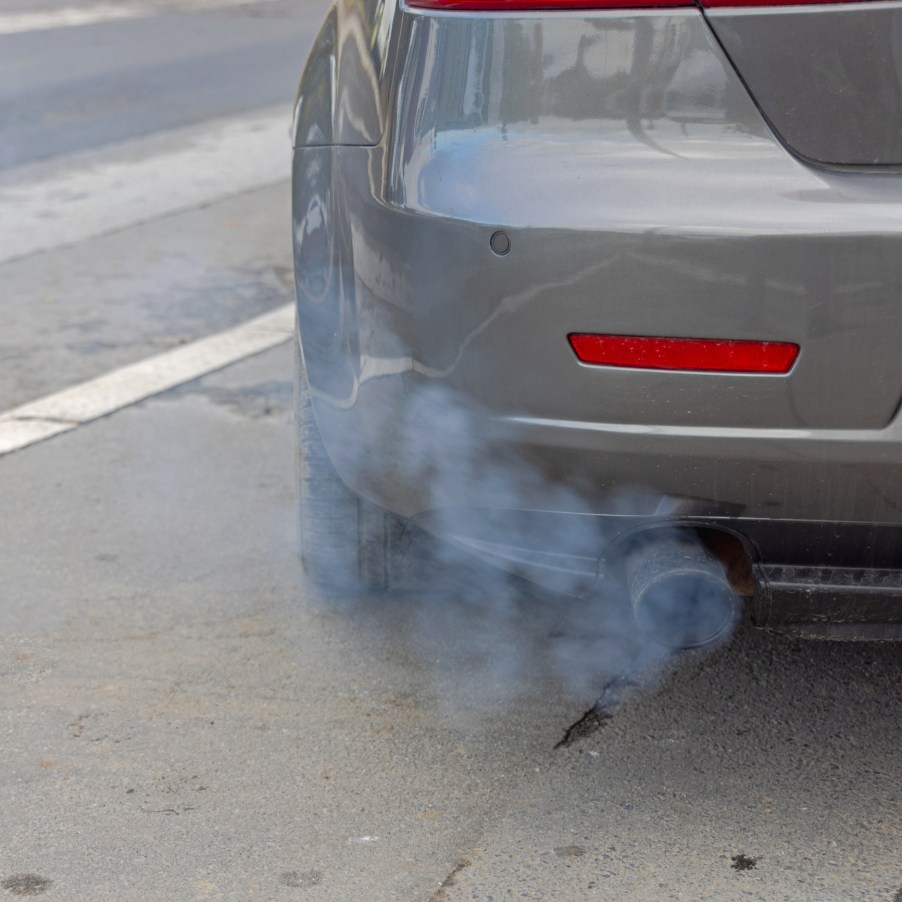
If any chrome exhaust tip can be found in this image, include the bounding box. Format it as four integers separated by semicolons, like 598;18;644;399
626;533;740;650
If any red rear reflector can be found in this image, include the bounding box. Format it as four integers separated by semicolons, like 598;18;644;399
568;334;799;373
408;0;688;9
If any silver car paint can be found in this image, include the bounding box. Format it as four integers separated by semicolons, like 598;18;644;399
292;2;902;561
293;0;398;145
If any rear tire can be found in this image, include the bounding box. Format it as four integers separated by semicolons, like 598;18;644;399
294;344;419;593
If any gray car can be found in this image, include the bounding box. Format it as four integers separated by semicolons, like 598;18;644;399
291;0;902;646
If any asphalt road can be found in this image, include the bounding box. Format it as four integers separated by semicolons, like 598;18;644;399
0;0;318;168
1;3;901;901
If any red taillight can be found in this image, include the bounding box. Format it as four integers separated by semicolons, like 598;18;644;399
408;0;687;9
568;334;799;374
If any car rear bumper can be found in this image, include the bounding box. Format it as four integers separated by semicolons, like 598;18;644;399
295;140;902;518
292;7;902;614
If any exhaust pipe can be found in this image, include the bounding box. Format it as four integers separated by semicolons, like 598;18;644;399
626;533;740;650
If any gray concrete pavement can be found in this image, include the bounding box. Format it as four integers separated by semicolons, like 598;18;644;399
0;183;291;410
0;0;304;411
0;0;323;169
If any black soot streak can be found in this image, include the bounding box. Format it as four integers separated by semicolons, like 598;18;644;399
555;705;614;749
556;675;637;749
429;859;471;902
731;854;758;872
1;875;53;896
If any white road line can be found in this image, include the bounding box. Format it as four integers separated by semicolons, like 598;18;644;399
0;106;290;265
0;0;280;35
0;304;294;458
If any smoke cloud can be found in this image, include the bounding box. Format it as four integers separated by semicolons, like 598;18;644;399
302;373;742;718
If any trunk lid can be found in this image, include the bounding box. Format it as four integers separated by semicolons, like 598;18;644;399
700;1;902;166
